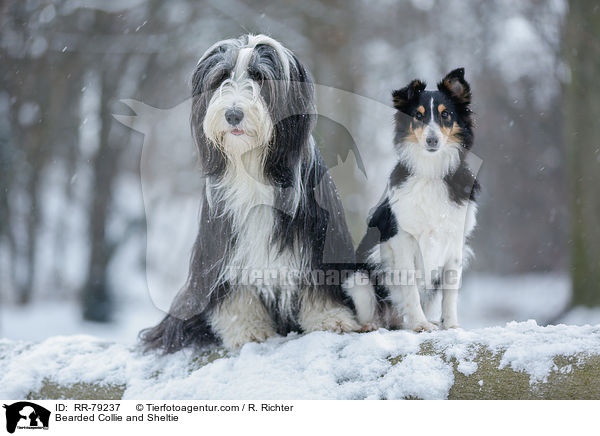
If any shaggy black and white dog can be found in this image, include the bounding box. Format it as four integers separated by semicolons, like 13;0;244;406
141;34;359;352
343;68;479;332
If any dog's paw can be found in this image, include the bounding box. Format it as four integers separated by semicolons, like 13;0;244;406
441;323;460;330
221;325;277;349
302;308;360;333
409;320;438;333
325;312;361;333
360;322;379;333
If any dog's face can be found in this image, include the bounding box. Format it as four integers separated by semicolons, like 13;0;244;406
203;75;273;156
191;35;316;178
392;68;472;151
399;88;462;153
201;39;285;156
391;68;473;175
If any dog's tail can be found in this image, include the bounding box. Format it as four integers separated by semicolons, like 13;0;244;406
139;313;217;354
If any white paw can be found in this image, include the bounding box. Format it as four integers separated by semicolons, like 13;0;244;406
408;320;438;333
302;308;360;333
221;326;277;349
441;323;460;330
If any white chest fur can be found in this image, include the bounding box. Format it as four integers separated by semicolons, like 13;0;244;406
387;176;477;274
210;156;302;310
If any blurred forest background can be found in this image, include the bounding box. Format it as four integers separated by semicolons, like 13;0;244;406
1;0;599;340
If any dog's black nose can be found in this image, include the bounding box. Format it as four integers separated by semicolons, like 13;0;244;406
225;108;244;126
426;136;438;149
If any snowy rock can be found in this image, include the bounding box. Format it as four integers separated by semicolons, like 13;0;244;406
1;322;599;400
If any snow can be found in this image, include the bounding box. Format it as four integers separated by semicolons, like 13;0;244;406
2;272;599;399
1;321;599;400
380;354;454;400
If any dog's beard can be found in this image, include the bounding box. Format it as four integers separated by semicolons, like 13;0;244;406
203;78;274;161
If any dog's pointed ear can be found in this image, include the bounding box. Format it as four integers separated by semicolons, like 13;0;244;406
438;68;471;104
392;79;426;111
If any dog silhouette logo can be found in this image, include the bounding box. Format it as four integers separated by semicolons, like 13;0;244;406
3;402;50;433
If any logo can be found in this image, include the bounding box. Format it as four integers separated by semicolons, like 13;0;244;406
2;402;50;434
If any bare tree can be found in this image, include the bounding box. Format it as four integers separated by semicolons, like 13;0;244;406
564;0;600;306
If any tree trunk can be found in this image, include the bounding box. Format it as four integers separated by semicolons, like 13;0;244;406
81;66;121;322
565;1;600;306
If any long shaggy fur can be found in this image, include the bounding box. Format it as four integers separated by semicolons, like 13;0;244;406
141;34;358;352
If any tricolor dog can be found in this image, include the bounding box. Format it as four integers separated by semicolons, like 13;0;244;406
344;68;480;332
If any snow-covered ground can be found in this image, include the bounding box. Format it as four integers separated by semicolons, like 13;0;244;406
1;321;599;400
1;272;593;344
2;273;600;400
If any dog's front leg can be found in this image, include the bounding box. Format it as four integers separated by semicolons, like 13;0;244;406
440;256;462;329
209;288;277;349
388;282;436;332
342;271;379;331
386;234;436;332
299;288;360;333
420;289;442;322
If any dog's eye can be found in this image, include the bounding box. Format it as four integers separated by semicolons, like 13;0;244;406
415;112;424;120
441;110;449;119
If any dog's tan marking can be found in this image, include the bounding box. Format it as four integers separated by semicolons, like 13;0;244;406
441;121;462;144
406;124;424;143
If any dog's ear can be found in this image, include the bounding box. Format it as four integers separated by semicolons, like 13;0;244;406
264;54;316;187
438;68;471;104
392;79;426;112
